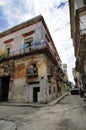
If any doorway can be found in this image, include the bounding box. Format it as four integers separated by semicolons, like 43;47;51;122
0;76;10;102
33;87;40;102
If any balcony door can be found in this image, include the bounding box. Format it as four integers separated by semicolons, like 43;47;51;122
24;37;33;52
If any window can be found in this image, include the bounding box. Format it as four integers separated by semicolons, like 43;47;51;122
7;48;10;56
24;37;33;52
47;66;53;76
32;63;37;74
49;86;51;94
54;86;55;93
57;86;61;92
24;37;33;47
27;63;37;74
5;45;11;57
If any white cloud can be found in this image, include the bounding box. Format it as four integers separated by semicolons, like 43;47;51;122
0;0;6;6
0;0;75;83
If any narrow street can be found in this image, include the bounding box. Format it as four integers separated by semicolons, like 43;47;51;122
0;94;86;130
0;1;86;130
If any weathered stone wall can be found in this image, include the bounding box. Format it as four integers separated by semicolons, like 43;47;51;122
41;56;59;103
0;18;62;103
0;53;61;103
0;22;44;57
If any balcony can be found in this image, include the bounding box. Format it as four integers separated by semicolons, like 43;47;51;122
79;31;86;57
47;67;53;77
26;67;38;77
0;42;47;61
0;41;60;68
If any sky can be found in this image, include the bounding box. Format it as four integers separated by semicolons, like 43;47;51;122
0;0;75;83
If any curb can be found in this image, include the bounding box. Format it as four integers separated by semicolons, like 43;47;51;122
47;92;69;106
0;92;69;107
0;103;45;108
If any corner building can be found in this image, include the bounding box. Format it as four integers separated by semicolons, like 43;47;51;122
0;15;63;103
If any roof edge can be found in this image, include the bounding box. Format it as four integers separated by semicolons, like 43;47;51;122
0;15;43;38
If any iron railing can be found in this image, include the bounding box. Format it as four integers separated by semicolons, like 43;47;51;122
0;42;47;61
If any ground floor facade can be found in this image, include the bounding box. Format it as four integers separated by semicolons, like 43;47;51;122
0;54;65;103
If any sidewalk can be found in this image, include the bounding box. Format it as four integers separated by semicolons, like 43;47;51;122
0;92;69;107
47;92;69;106
0;102;45;108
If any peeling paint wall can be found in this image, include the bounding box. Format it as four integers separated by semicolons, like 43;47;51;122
0;18;63;103
0;53;62;103
37;58;47;76
0;22;43;57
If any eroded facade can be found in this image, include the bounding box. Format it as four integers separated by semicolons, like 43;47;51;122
0;15;64;103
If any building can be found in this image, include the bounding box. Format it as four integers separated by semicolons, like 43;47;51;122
62;64;67;74
69;0;86;93
72;68;83;88
61;64;69;92
0;15;65;103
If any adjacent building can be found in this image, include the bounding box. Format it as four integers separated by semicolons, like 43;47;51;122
69;0;86;93
0;15;65;103
61;64;69;92
72;68;83;89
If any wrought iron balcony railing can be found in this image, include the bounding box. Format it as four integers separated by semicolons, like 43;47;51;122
0;42;47;61
0;41;60;68
26;67;38;77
